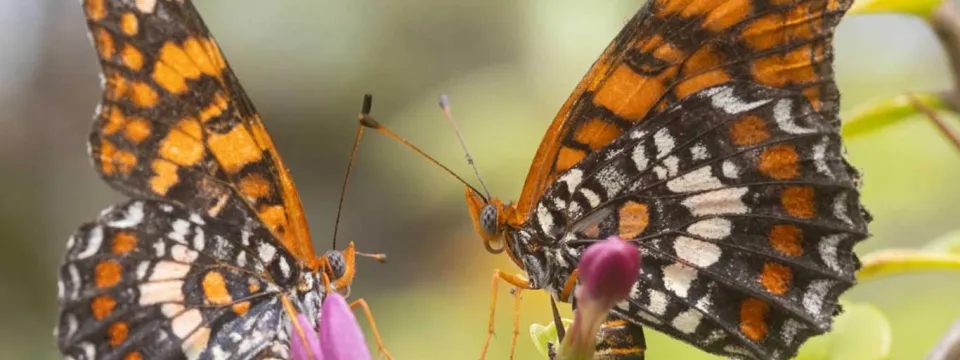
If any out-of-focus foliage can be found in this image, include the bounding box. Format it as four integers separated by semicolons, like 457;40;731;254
841;92;947;138
850;0;944;19
796;301;892;360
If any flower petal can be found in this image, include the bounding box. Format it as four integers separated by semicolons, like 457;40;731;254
320;293;372;360
291;314;323;360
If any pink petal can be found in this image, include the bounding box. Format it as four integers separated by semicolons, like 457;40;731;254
320;293;372;360
291;314;323;360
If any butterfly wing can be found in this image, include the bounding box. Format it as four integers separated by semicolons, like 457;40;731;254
82;0;315;261
513;0;850;225
56;200;304;360
534;82;868;359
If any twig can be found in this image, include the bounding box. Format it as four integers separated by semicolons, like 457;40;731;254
909;93;960;152
927;317;960;360
932;0;960;112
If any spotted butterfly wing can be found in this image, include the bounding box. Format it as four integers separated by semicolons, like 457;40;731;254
503;0;868;359
82;0;315;261
56;200;314;359
59;0;332;359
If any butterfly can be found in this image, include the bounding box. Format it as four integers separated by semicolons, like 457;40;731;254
56;1;390;359
362;0;871;359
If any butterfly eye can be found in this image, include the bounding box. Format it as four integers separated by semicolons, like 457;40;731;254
323;250;347;280
480;204;499;236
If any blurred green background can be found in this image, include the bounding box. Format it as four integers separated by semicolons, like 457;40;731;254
2;0;959;359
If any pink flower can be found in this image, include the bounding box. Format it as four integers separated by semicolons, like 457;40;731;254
559;236;640;360
291;292;372;360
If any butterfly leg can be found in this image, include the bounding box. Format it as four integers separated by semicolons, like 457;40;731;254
480;269;531;360
349;298;394;360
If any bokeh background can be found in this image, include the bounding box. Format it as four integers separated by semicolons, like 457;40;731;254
2;0;959;359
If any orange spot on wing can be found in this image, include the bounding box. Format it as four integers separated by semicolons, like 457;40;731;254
99;140;118;175
782;186;815;219
730;115;769;146
739;298;769;341
703;0;751;32
85;0;106;20
760;262;793;295
593;64;665;121
123;117;151;143
201;271;233;305
105;73;129;101
752;45;818;88
95;260;123;289
112;232;138;254
114;150;138;175
159;118;205;166
149;159;180;196
249;281;261;293
123;352;142;360
199;93;228;123
675;44;731;99
758;144;800;180
102;106;125;135
258;205;289;239
618;201;650;239
121;44;144;71
153;63;188;95
232;301;251;316
206;125;264;174
769;225;803;257
93;28;115;60
183;38;221;77
652;41;685;63
120;12;139;36
573;118;624;151
91;295;116;320
108;322;129;346
130;81;158;108
555;146;586;172
200;37;227;75
239;174;273;200
159;41;202;79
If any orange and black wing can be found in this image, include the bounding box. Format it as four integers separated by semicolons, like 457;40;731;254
82;0;315;262
513;0;850;223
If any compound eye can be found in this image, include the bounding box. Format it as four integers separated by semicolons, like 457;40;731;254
323;250;347;280
480;204;498;236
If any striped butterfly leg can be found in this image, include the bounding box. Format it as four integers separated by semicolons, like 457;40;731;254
348;298;394;360
594;315;647;360
480;270;533;360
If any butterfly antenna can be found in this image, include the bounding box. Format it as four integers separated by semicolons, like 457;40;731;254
332;95;371;250
438;95;491;200
358;100;489;203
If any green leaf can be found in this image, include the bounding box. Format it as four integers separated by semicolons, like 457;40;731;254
796;301;892;360
530;318;574;359
841;92;946;138
857;249;960;282
923;229;960;255
849;0;945;19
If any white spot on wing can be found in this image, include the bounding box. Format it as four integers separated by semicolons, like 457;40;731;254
595;166;627;197
663;156;679;177
666;166;724;193
680;187;750;216
671;309;703;334
139;280;185;305
172;309;203;338
76;226;103;259
710;86;772;114
654;129;675;158
192;228;206;252
686;218;732;240
674;236;721;267
171;244;199;263
259;243;277;263
690;143;709;161
802;280;832;316
818;234;844;272
632;144;649;170
812;139;833;177
833;193;854;226
151;261;191;281
580;188;601;207
137;0;158;14
773;99;814;134
663;263;697;298
647;289;668;315
558;169;583;192
169;219;191;244
721;160;740;179
108;201;145;228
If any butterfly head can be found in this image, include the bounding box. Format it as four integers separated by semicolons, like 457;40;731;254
318;242;357;298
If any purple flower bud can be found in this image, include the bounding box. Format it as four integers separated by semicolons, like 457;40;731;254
320;292;372;360
559;236;641;360
577;236;641;307
291;314;323;360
